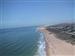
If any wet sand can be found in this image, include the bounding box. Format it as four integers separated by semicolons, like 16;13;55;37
39;27;75;56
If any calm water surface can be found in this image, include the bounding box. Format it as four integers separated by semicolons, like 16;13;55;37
0;26;41;56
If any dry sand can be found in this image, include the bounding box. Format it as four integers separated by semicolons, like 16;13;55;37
39;27;75;56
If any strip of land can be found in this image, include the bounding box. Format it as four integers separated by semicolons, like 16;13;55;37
39;27;75;56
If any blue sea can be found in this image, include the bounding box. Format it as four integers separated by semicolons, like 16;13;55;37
0;26;46;56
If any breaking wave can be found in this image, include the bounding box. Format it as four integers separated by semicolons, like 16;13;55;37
34;33;46;56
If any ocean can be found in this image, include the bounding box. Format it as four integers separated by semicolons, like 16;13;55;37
0;26;46;56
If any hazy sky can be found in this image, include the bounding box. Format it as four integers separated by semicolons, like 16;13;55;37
0;0;74;28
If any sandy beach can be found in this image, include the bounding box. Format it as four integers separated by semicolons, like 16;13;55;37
39;27;75;56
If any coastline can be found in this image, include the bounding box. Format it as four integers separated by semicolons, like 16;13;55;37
39;27;75;56
35;32;46;56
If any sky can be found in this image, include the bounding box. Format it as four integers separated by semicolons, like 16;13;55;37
0;0;74;28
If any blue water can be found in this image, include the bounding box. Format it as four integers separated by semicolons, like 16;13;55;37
0;26;42;56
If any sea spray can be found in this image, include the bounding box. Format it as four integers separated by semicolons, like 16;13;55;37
34;33;46;56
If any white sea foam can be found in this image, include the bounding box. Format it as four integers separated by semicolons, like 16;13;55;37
34;33;46;56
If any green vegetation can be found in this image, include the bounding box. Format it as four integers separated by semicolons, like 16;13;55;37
46;23;75;45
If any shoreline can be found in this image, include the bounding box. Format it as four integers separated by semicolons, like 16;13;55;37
39;27;75;56
38;27;50;56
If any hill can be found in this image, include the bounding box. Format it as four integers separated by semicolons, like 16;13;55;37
46;23;75;45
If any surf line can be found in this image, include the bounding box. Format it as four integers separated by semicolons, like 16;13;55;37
34;32;46;56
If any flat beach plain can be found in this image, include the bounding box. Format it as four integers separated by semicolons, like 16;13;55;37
39;27;75;56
